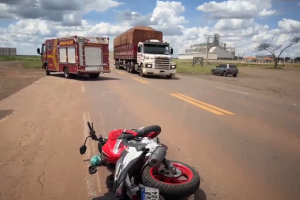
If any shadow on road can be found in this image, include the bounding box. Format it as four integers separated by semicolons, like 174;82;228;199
114;68;180;80
78;76;121;81
49;73;121;81
91;174;206;200
0;109;14;121
91;174;114;200
143;75;180;80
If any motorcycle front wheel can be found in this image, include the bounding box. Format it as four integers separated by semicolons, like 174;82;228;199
142;160;200;199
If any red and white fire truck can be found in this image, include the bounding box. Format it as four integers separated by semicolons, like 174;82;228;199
37;36;111;79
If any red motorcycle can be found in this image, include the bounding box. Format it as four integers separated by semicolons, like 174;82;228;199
80;122;200;200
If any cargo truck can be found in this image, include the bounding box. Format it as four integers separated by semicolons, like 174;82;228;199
114;26;176;79
37;36;110;79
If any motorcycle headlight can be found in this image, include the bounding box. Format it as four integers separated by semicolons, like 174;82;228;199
146;64;152;68
171;65;176;69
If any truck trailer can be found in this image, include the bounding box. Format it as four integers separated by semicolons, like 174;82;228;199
114;26;176;79
37;36;111;79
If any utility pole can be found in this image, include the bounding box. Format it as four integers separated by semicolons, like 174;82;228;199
205;34;212;66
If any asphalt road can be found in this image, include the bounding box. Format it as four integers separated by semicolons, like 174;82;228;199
0;68;300;200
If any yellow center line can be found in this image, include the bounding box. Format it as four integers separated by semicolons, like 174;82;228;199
171;94;224;115
131;77;150;84
176;93;234;115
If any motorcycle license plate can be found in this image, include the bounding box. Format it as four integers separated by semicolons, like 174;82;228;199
141;186;159;200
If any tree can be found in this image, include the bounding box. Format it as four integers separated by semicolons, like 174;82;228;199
257;37;300;68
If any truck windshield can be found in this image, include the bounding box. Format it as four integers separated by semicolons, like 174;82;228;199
144;44;169;55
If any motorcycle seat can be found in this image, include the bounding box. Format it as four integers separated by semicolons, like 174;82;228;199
132;125;161;138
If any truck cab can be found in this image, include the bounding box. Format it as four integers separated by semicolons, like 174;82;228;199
37;43;47;69
137;40;176;79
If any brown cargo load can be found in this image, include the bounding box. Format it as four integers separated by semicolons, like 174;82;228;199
114;26;163;47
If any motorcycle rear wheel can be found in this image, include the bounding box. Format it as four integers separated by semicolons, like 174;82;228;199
142;160;200;199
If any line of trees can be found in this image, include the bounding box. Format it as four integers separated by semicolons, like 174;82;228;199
275;57;300;62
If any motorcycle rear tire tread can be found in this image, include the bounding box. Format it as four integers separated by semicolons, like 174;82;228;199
141;160;200;199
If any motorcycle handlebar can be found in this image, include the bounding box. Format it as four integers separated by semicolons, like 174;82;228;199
87;122;99;141
87;122;93;131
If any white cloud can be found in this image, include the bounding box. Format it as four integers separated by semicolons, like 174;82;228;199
0;0;123;26
115;1;186;35
81;0;123;13
151;1;187;25
169;17;300;58
0;0;299;58
278;18;300;33
196;0;275;19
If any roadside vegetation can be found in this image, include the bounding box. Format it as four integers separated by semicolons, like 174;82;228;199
173;59;214;74
0;55;41;69
257;37;300;68
173;58;300;75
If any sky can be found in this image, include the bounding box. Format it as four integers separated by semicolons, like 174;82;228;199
0;0;300;58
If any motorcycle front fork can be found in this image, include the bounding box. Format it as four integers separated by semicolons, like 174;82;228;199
162;158;177;174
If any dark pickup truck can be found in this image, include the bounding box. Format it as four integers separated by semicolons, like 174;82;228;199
211;64;238;77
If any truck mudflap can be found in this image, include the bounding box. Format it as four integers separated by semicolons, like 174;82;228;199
102;70;111;73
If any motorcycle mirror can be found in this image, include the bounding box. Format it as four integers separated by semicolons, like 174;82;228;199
89;166;97;174
80;145;87;155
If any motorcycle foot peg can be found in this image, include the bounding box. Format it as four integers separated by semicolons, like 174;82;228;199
88;166;97;174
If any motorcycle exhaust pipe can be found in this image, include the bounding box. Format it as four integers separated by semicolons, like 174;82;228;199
148;146;167;167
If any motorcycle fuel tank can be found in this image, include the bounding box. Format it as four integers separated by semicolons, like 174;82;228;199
102;129;127;164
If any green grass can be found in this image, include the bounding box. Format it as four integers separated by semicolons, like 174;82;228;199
22;61;41;69
0;55;40;62
173;59;300;74
173;59;214;75
0;55;41;69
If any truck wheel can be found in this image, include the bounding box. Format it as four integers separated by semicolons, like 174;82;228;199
129;62;135;73
166;75;172;79
89;73;100;79
45;67;50;76
139;64;144;77
126;63;130;73
64;67;70;79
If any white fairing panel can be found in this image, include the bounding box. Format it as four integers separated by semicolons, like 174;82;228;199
85;46;102;66
114;137;160;183
114;147;143;181
123;147;143;168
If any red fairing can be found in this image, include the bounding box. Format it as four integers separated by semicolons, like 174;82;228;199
101;129;138;164
101;129;160;164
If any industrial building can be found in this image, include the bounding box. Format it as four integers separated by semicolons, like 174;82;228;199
0;47;17;56
178;34;235;60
